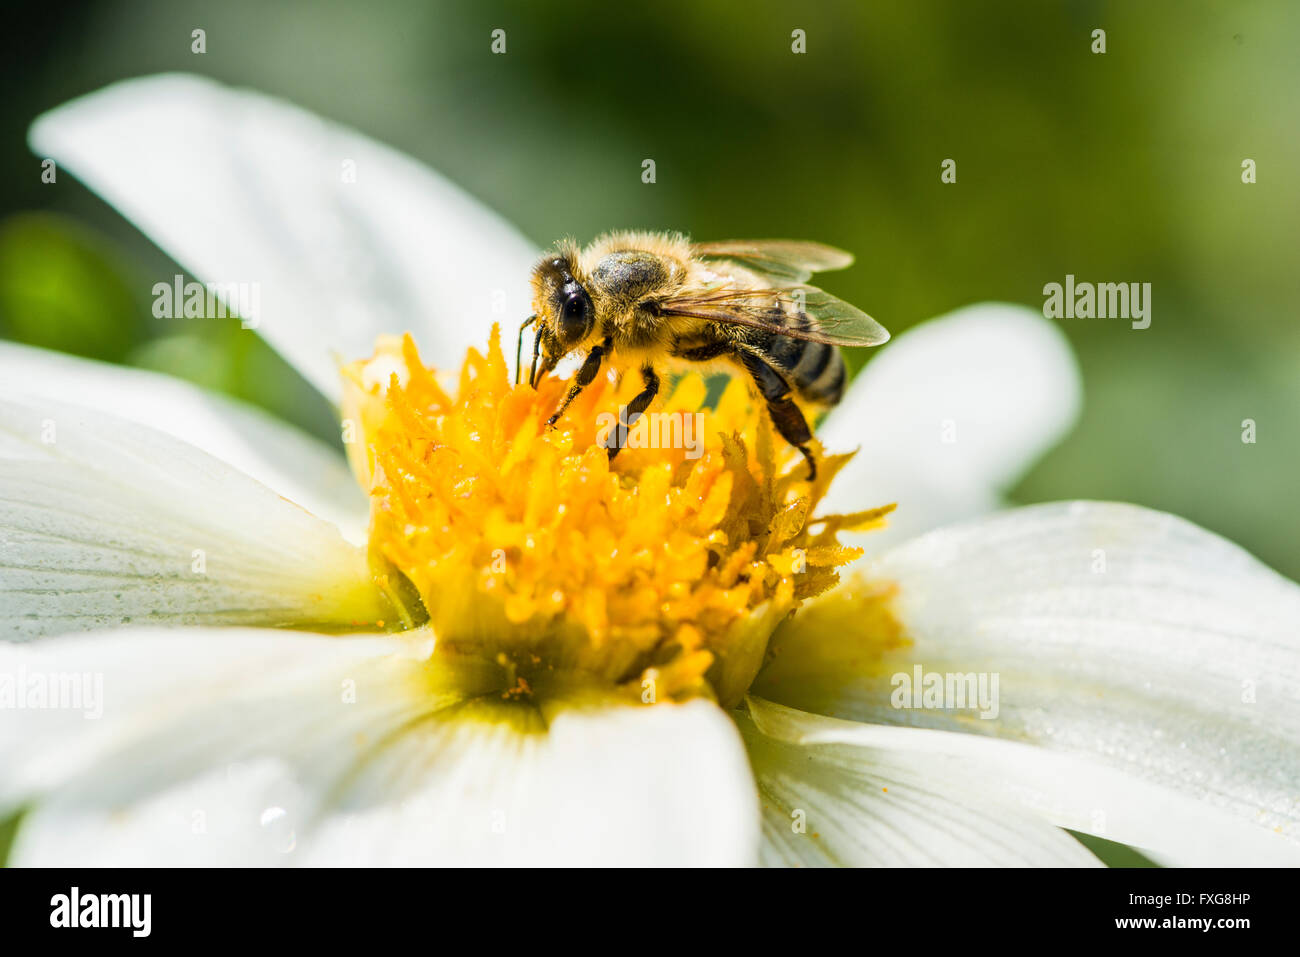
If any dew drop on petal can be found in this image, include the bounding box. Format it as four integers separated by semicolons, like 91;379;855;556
260;806;297;854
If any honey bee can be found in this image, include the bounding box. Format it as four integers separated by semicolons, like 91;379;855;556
517;231;889;480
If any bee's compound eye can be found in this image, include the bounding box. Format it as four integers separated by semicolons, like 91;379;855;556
559;289;593;342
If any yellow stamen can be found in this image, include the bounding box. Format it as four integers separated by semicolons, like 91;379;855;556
341;326;892;707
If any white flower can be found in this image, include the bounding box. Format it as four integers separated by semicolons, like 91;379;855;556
1;75;1296;867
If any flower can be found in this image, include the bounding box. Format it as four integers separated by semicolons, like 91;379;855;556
340;330;884;706
2;75;1297;866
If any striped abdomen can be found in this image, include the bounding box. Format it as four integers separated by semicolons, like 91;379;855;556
751;315;846;406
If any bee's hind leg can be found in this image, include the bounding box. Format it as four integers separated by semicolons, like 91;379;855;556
606;365;660;460
739;351;817;481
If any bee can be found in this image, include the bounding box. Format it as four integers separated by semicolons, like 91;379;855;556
517;231;889;480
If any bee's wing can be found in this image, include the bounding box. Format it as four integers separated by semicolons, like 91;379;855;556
659;285;890;348
691;240;854;283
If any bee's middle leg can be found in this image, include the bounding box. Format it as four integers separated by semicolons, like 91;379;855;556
672;341;731;362
547;338;611;427
607;365;660;460
739;351;817;481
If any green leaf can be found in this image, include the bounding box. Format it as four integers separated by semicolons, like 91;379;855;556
0;213;143;361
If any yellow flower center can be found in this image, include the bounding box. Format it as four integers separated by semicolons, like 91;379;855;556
341;327;891;707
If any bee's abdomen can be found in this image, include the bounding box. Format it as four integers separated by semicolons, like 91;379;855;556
754;313;846;406
789;338;845;405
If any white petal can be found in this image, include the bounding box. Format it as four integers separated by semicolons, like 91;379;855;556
0;396;389;638
747;698;1298;867
755;502;1300;863
820;303;1081;552
303;696;759;867
3;628;758;866
742;699;1100;866
0;341;367;540
30;74;539;400
1;628;434;864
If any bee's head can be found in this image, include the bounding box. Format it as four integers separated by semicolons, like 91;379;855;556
531;245;595;351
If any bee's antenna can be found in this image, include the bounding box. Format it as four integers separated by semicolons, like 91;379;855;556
515;315;537;385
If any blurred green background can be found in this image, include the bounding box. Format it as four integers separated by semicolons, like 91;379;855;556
4;0;1298;577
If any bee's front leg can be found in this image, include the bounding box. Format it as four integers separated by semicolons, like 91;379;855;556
606;365;660;460
547;337;612;427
